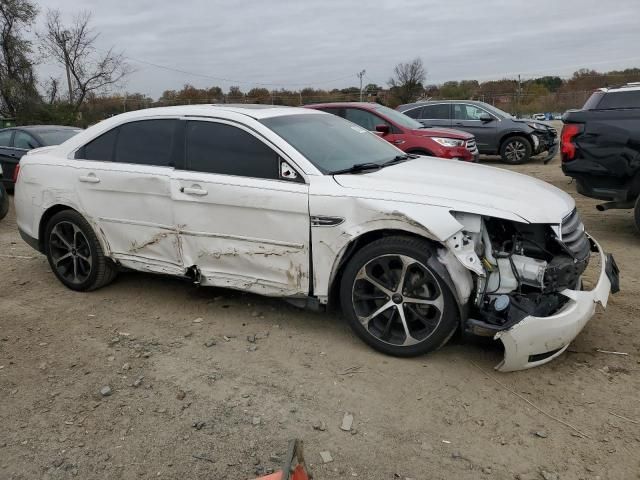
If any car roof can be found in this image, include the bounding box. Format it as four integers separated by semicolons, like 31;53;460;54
398;100;492;111
110;104;323;121
597;83;640;93
305;102;381;110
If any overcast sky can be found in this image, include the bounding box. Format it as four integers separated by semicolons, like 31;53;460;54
35;0;640;99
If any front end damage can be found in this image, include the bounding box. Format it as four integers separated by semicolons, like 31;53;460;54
444;209;619;372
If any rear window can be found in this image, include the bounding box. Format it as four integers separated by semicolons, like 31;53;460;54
596;90;640;110
38;129;81;146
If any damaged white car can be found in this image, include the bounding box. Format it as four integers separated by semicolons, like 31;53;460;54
14;105;619;371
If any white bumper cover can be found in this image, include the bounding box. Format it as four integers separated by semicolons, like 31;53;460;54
494;238;612;372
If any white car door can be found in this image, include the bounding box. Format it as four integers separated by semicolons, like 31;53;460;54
73;119;184;275
171;119;310;296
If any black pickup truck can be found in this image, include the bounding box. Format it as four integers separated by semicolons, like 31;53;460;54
561;84;640;230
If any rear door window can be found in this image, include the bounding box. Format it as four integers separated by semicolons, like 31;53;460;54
421;104;451;119
115;120;177;166
77;120;178;166
185;121;279;180
596;90;640;109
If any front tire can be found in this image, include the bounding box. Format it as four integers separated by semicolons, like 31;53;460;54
44;210;117;291
339;236;459;357
500;136;532;164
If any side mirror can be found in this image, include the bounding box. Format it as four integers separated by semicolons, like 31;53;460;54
479;113;493;123
375;124;390;135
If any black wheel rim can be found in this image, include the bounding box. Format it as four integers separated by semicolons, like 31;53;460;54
505;141;526;162
49;221;93;285
351;254;444;347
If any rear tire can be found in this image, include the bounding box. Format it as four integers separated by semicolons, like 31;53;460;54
44;210;117;291
0;183;8;220
634;196;640;234
339;236;459;357
500;136;532;164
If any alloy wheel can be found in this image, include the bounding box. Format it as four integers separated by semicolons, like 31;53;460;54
351;254;444;346
504;140;527;162
48;221;93;285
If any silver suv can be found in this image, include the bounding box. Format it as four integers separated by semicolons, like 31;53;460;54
397;100;558;164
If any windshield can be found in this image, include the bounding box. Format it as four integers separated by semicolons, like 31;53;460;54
373;104;424;129
261;113;403;174
38;129;82;146
479;103;512;119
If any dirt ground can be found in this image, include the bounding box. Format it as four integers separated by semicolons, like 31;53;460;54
1;138;639;480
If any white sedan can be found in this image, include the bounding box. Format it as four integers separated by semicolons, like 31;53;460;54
14;105;618;371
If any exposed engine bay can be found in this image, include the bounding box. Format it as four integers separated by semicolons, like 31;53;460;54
451;209;592;336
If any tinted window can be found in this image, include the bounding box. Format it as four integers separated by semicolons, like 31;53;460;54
373;105;424;129
403;107;423;119
115;120;177;166
261;113;402;174
14;131;38;149
582;91;604;110
453;104;488;120
186;121;279;179
344;108;390;131
421;104;451;119
596;90;640;110
79;128;118;161
0;130;12;147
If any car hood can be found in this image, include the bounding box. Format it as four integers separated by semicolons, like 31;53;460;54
333;157;574;224
408;127;473;139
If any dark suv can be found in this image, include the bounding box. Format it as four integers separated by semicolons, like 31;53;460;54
397;100;558;164
561;83;640;230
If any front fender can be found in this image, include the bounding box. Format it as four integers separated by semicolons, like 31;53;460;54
310;195;465;300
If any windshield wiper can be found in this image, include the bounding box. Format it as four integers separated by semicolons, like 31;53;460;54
381;154;418;166
330;162;382;175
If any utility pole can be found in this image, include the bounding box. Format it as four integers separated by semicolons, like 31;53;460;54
357;70;366;102
516;74;522;118
62;30;73;104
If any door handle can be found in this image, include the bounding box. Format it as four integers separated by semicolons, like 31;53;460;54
79;174;100;183
454;122;464;126
180;186;208;196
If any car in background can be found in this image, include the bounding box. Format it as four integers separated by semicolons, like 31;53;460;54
0;165;8;220
0;125;82;188
561;83;640;230
305;102;479;162
532;113;546;121
397;100;558;164
14;105;618;371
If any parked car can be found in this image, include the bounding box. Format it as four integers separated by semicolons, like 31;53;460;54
397;100;558;164
15;105;618;371
0;165;8;221
561;83;640;230
532;113;546;121
0;125;82;188
305;102;479;162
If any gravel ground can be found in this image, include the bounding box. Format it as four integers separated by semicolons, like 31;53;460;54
1;145;639;480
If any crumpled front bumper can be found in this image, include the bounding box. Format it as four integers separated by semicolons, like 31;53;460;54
494;237;616;372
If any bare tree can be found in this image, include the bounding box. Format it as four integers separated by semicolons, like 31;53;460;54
388;58;426;104
0;0;39;117
40;9;131;114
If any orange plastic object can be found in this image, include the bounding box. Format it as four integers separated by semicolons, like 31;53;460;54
254;440;311;480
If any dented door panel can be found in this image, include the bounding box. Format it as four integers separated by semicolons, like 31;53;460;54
74;161;182;271
171;171;310;296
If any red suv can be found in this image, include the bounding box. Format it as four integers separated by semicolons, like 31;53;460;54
305;102;479;162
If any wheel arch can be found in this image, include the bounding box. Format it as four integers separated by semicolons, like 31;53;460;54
326;229;465;325
406;148;434;156
38;204;110;256
498;131;533;151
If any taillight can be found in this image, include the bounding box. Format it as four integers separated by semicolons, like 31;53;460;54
560;124;583;162
12;163;20;183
